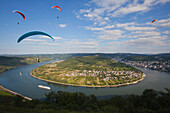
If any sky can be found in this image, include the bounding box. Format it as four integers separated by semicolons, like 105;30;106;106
0;0;170;54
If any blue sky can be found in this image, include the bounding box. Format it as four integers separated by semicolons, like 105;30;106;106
0;0;170;54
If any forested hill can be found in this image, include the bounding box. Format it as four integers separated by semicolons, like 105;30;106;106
0;56;28;66
3;53;170;61
64;55;116;66
122;55;170;61
56;55;138;71
3;53;147;60
0;56;52;73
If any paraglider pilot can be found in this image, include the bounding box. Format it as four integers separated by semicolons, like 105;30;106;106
36;58;40;63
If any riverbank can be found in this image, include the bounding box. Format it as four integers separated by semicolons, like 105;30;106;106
31;70;146;88
0;84;32;101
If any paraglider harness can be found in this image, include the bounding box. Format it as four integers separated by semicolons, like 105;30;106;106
36;58;40;63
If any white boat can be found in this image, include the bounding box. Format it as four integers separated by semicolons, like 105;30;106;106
19;72;22;76
38;85;51;90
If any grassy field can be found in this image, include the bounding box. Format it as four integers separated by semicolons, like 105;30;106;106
0;90;13;96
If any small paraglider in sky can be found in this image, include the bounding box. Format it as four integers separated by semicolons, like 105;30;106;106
152;19;158;23
51;6;62;12
51;6;62;19
152;19;159;27
17;31;54;43
12;10;25;24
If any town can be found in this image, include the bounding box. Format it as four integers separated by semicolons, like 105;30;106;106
65;70;143;82
120;60;170;72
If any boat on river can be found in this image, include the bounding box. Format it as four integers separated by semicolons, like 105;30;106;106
38;85;51;90
19;72;22;76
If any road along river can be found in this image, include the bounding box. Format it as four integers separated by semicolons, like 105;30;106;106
0;60;170;100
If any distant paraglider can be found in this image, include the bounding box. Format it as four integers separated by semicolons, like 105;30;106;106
152;19;158;23
152;19;159;27
51;6;62;12
51;6;62;19
12;10;25;24
17;31;54;43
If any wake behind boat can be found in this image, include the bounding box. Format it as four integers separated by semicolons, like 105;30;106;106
38;85;51;90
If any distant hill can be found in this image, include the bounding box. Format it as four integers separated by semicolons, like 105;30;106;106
54;55;138;71
0;56;52;73
122;54;170;61
0;56;28;66
2;53;149;60
2;52;170;62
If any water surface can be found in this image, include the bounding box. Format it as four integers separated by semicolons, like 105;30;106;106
0;61;170;99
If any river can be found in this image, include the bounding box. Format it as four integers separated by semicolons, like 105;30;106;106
0;60;170;100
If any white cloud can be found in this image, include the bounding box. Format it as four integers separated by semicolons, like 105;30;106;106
109;37;169;47
104;17;109;21
76;0;128;25
24;39;46;42
41;43;60;46
53;36;63;40
21;42;34;44
98;21;107;26
90;0;127;8
158;18;170;27
108;41;123;45
67;46;99;53
104;25;115;29
159;18;170;23
64;39;99;46
111;0;170;17
86;25;114;31
145;21;152;25
124;26;156;31
77;0;170;21
86;26;104;31
116;22;136;28
126;38;169;46
130;31;161;38
163;31;170;34
81;8;103;22
112;4;148;17
40;36;63;40
154;0;170;4
59;24;66;28
159;22;170;28
98;29;125;40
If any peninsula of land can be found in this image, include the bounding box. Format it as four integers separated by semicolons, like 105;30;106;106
31;56;145;87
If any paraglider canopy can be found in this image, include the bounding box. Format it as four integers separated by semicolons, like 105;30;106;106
51;6;62;12
17;31;54;43
152;19;158;23
12;10;25;20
